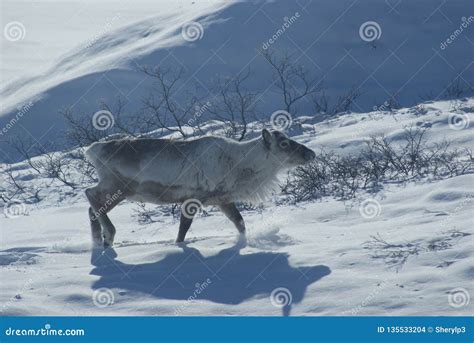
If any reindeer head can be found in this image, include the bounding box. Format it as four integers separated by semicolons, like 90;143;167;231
262;129;315;167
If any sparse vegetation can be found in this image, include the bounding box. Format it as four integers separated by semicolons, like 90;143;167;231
261;49;320;115
2;50;473;216
363;230;471;270
283;126;473;203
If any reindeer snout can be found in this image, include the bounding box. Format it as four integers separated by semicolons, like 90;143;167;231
304;149;316;161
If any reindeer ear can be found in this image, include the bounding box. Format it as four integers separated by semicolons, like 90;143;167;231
262;129;272;148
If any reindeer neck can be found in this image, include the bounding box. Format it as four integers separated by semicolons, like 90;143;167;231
239;138;281;176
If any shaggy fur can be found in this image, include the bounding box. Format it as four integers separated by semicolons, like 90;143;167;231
85;130;315;247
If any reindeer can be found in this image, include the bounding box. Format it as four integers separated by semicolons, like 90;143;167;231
85;129;315;248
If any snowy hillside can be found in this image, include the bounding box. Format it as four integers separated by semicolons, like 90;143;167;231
1;0;473;162
1;99;472;316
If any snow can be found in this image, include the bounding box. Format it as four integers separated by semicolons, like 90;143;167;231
1;0;473;162
1;99;472;316
0;0;229;94
0;0;232;161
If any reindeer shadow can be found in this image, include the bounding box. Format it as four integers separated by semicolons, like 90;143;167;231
90;242;331;316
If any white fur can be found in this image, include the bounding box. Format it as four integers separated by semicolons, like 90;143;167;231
86;135;285;205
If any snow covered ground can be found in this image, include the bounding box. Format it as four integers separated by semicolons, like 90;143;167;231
0;0;230;113
1;0;472;162
1;99;472;316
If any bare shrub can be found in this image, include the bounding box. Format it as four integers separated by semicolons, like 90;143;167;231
61;107;110;147
312;86;362;115
141;66;199;138
363;233;422;270
61;97;137;147
363;230;471;270
1;163;42;204
206;69;259;141
367;127;472;179
37;151;78;189
133;202;158;225
284;126;473;202
331;86;363;114
9;136;79;190
312;89;329;114
443;77;472;99
65;148;97;185
261;49;320;115
132;203;180;225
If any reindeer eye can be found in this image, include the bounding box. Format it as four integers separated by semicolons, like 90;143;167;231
279;140;290;149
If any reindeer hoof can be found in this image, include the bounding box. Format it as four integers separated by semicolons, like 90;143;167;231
102;234;115;249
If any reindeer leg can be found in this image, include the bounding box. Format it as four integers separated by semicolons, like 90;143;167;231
176;212;195;243
85;186;124;248
88;207;103;248
218;203;246;235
